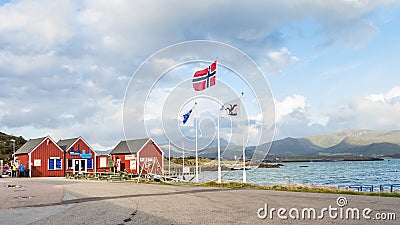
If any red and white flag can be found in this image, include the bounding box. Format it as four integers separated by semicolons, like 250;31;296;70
192;60;217;91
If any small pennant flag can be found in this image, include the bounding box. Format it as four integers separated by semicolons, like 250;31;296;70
192;60;217;91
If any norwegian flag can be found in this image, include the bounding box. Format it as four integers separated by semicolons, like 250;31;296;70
192;60;217;91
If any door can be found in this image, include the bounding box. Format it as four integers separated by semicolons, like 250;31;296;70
73;159;87;174
117;158;121;171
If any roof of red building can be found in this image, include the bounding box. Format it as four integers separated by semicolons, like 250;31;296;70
110;138;150;155
57;137;79;151
15;136;46;154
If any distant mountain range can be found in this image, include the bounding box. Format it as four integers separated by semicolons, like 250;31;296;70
160;129;400;159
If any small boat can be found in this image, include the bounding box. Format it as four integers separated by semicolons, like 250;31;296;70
299;165;309;168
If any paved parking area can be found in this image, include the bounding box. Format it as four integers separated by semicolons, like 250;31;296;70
0;178;398;225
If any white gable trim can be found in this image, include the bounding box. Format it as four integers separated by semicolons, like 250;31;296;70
64;136;97;156
30;135;64;155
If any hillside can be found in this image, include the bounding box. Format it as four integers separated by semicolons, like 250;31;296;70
189;129;400;159
0;132;26;163
323;138;400;156
304;129;400;148
266;137;323;157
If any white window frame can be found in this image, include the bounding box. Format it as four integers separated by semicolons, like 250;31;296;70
33;159;41;167
99;157;107;168
48;158;62;170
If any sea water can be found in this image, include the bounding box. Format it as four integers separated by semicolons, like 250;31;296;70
198;158;400;188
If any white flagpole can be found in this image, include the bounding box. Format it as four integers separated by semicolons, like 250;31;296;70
215;58;222;184
195;102;199;182
241;92;246;183
217;114;222;183
182;139;185;178
168;140;171;175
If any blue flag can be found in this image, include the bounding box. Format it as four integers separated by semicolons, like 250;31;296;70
182;109;192;124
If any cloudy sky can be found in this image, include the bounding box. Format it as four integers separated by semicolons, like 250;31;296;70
1;0;400;150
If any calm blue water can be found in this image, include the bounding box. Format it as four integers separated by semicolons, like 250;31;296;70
199;158;400;188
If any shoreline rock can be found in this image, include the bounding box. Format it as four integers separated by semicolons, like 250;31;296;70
258;163;284;168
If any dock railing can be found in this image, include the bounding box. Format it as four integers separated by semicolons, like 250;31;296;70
338;184;400;192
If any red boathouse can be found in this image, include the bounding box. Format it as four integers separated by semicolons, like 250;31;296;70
110;138;164;174
14;135;64;177
57;136;97;175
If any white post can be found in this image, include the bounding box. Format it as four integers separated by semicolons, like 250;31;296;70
217;114;222;183
28;153;32;177
195;102;199;182
182;140;185;177
241;92;246;183
168;141;171;175
11;139;15;163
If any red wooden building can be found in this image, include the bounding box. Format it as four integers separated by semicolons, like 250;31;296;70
15;136;163;177
96;151;112;172
57;136;97;175
14;135;64;177
110;138;164;174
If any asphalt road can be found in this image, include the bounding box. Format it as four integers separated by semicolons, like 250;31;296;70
0;178;398;225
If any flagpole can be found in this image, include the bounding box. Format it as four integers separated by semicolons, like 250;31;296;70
168;140;171;175
215;58;222;184
195;102;199;182
182;139;185;179
217;114;222;183
241;92;246;183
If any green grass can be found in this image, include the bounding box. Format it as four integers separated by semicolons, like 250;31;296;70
66;173;400;198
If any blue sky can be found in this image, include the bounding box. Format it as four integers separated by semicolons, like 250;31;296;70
0;0;400;149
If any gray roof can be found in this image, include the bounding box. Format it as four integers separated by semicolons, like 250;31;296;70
15;137;47;155
94;149;112;156
57;137;79;151
110;138;150;155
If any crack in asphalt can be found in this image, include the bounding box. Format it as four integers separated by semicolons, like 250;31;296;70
118;206;138;225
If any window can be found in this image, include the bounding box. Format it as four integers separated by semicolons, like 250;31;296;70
34;159;41;167
67;159;73;170
49;158;62;170
87;159;93;169
99;157;107;168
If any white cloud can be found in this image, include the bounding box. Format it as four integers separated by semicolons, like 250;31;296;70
268;48;300;68
366;93;386;103
273;87;400;139
385;86;400;101
262;47;300;76
366;86;400;103
325;86;400;130
0;0;398;148
274;94;307;123
0;0;75;52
